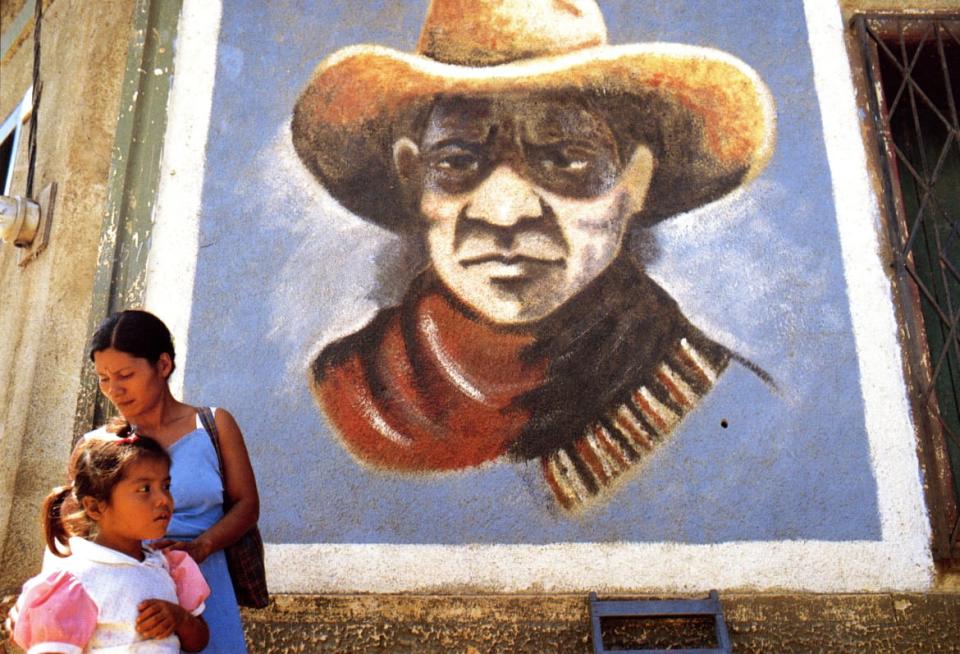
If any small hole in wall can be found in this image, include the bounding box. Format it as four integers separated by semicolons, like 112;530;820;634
720;419;728;429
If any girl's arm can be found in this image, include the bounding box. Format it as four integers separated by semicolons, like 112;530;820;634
175;611;210;652
176;611;210;652
12;570;98;653
137;550;210;650
136;599;210;651
158;408;260;562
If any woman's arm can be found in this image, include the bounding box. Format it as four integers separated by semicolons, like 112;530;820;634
190;408;260;561
156;408;260;563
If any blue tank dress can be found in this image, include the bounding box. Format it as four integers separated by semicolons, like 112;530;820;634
166;414;248;653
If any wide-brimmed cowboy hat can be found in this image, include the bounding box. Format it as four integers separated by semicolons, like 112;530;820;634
291;0;776;230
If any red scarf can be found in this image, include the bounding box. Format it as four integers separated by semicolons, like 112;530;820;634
312;264;734;509
313;284;549;470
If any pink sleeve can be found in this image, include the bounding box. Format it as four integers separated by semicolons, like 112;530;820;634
12;570;98;654
163;550;211;616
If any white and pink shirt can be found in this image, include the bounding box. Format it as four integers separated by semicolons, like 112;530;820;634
12;537;209;654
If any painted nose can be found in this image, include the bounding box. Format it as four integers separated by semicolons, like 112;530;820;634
465;165;542;227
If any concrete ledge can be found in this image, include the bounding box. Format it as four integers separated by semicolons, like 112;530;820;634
238;592;960;653
3;591;958;652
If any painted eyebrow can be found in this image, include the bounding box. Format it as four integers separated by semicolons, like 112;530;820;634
423;138;484;152
523;137;602;147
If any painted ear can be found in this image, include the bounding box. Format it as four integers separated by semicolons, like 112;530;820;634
393;137;422;215
393;137;420;183
81;496;104;522
620;144;655;217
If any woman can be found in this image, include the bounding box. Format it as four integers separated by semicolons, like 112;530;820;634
86;309;257;652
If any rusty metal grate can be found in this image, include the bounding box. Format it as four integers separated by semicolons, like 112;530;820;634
855;14;960;560
589;591;732;654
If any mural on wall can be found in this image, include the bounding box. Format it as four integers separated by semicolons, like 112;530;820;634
182;0;883;545
290;0;776;511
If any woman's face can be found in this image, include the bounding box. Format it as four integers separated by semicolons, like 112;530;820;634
93;348;171;419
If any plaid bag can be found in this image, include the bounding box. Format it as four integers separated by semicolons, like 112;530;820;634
198;407;270;609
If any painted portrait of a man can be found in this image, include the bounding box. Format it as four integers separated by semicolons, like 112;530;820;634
166;0;886;548
290;0;776;510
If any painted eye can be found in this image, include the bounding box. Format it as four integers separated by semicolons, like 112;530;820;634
436;153;479;172
538;148;591;172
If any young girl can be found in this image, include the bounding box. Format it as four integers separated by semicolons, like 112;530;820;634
12;430;210;653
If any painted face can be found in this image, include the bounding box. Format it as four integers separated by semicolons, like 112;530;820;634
396;94;654;324
93;348;170;420
90;457;173;556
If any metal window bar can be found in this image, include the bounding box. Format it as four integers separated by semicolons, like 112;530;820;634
855;13;960;561
589;591;732;654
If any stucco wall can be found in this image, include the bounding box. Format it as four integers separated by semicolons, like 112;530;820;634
0;0;135;589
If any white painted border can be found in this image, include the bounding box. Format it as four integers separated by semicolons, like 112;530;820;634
805;0;931;553
266;540;931;593
144;0;223;398
147;0;934;592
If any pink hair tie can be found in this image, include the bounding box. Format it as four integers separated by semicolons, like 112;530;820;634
117;431;140;445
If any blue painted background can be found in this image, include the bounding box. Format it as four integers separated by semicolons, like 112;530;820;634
183;0;881;544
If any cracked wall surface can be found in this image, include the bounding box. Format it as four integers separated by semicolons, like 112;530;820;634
234;593;960;653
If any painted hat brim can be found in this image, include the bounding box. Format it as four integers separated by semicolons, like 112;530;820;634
291;42;776;230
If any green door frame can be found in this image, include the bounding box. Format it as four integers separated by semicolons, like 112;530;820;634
73;0;184;441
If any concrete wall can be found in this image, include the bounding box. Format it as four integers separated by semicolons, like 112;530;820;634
0;0;135;588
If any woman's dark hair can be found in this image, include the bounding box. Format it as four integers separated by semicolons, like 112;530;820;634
44;428;171;557
88;309;176;373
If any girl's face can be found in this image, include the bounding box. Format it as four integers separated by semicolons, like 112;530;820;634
86;457;173;558
93;347;171;420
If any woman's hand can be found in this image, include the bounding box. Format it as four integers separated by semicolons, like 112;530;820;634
136;599;185;639
153;537;214;564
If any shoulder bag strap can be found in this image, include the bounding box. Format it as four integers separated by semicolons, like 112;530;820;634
197;406;226;483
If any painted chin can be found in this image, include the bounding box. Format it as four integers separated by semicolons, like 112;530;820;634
465;283;570;325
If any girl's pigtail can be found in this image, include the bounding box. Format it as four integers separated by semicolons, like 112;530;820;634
42;485;74;557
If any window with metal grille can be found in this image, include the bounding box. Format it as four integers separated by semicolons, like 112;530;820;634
855;14;959;560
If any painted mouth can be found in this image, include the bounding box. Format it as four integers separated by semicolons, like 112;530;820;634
461;253;564;266
460;254;564;279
